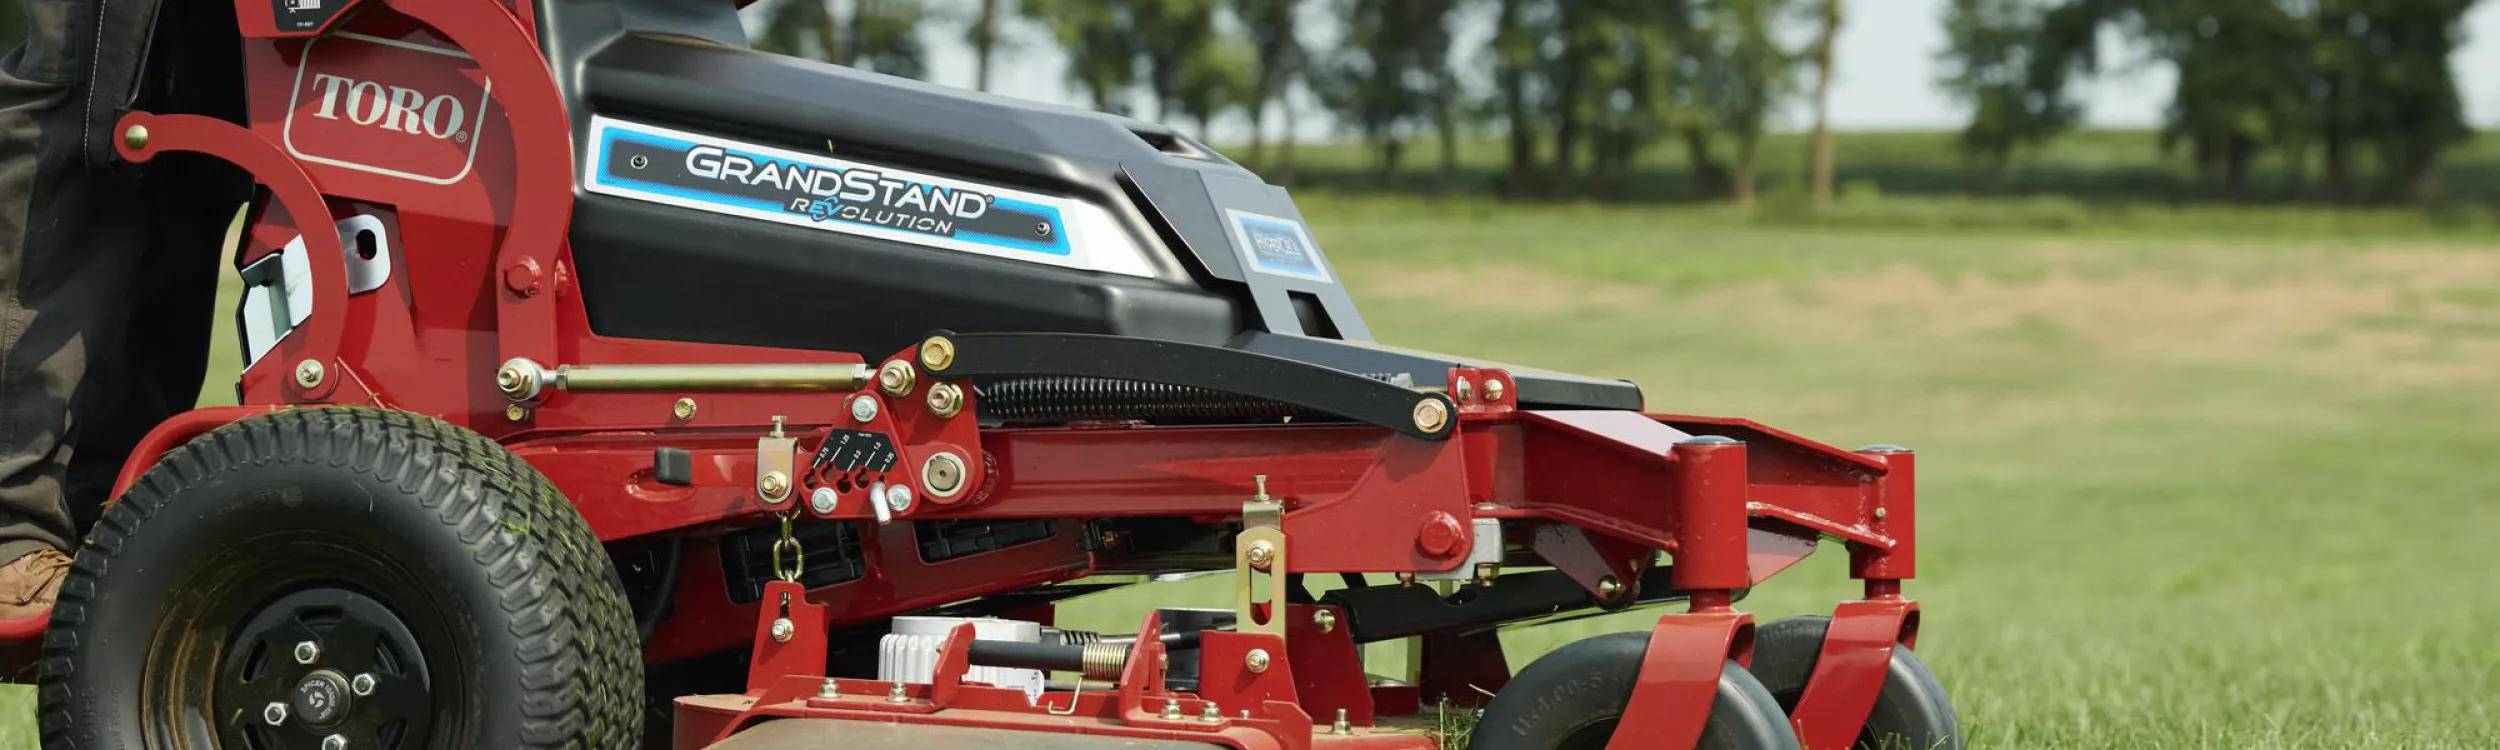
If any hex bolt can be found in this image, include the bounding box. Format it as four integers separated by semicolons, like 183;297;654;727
1161;699;1183;720
1312;608;1338;633
888;681;911;703
1412;398;1450;433
1200;701;1222;723
1245;540;1275;571
808;487;840;515
770;617;796;643
673;397;698;421
322;734;347;750
818;678;840;699
884;484;914;514
1332;708;1353;735
919;336;957;371
758;471;790;501
1244;649;1271;674
293;641;321;665
263;702;289;726
926;382;965;419
850;395;880;423
350;673;376;697
877;360;916;396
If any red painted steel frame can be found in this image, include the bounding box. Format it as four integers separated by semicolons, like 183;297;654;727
78;3;1929;747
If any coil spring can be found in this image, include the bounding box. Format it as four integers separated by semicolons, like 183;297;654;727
977;376;1317;422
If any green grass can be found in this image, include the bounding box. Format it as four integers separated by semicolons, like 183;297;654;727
5;195;2496;748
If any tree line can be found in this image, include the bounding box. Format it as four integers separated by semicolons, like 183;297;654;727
749;0;2488;206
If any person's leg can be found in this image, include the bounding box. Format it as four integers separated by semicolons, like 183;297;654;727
0;0;203;619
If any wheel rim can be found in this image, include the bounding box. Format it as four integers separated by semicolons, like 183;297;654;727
139;533;463;750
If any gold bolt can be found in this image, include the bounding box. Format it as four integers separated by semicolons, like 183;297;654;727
1484;378;1505;401
294;359;326;390
1245;540;1276;571
1244;649;1271;673
1312;608;1338;633
878;360;916;396
927;382;964;419
121;124;148;151
672;397;697;421
504;404;528;422
1412;398;1450;433
923;453;966;498
759;471;790;500
919;336;957;371
1597;575;1624;600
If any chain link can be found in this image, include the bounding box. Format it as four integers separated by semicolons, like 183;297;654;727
770;510;805;582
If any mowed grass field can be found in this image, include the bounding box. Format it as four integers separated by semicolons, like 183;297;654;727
0;195;2494;748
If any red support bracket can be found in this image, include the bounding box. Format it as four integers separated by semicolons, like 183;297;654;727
1197;630;1296;721
1787;599;1918;750
1608;609;1755;750
1284;604;1373;726
744;581;827;693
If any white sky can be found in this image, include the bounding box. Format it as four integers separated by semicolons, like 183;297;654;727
877;0;2500;139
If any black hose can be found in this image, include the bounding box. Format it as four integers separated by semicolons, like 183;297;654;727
634;538;684;646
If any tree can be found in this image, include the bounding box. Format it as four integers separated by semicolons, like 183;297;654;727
1936;0;2100;178
754;0;927;78
1806;0;1843;205
1699;0;1807;205
1134;0;1225;121
968;0;1010;91
1312;0;1460;182
1234;0;1306;168
1174;38;1257;137
1021;0;1142;113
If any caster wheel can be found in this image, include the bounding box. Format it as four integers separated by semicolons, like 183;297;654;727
1749;616;1961;750
39;408;643;749
1471;632;1799;750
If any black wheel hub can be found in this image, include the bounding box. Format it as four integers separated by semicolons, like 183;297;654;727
220;587;436;749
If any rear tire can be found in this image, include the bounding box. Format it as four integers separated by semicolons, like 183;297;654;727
1471;632;1798;750
38;407;642;749
1748;616;1961;750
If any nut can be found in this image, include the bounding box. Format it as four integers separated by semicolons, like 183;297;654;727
878;360;917;396
321;735;347;750
922;452;966;498
919;336;957;371
293;640;321;665
350;673;376;697
1412;398;1450;433
770;617;795;643
927;382;964;419
263;702;289;726
294;359;326;390
1201;701;1222;723
818;678;840;699
673;397;698;421
1161;698;1183;720
1245;540;1275;571
889;681;911;703
759;471;790;500
1244;649;1271;673
850;395;881;423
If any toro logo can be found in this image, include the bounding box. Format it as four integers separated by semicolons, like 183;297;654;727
283;33;494;185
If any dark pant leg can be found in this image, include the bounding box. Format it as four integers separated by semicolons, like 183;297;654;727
0;0;237;559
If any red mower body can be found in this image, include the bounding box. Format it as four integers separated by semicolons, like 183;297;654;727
23;3;1940;749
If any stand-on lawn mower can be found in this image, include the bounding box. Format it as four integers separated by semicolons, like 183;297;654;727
3;2;1960;749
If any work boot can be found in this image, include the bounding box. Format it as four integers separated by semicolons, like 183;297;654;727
0;549;72;621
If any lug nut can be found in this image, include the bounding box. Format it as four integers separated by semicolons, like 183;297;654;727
350;673;376;697
1245;649;1271;673
322;734;348;750
850;395;880;423
293;641;321;665
263;702;289;726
